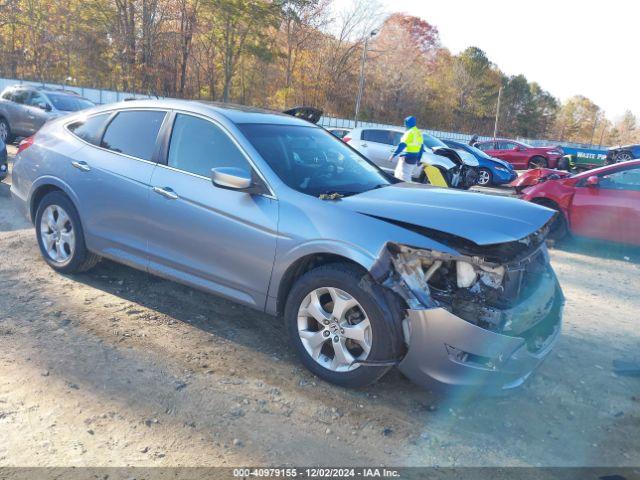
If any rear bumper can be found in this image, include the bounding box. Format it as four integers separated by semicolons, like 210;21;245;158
398;278;563;390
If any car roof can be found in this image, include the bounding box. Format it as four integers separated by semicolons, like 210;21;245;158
4;84;82;97
88;98;313;127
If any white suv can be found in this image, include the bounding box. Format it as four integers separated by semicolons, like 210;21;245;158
345;127;476;181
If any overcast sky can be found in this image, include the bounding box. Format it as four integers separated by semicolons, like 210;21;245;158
343;0;637;121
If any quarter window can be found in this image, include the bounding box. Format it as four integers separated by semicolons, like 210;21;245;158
101;110;166;161
67;114;111;145
167;114;250;177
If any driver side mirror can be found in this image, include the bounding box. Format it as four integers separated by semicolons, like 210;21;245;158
512;145;520;152
38;102;52;112
211;167;266;195
586;175;599;187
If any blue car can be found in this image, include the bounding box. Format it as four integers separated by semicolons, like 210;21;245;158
443;139;517;186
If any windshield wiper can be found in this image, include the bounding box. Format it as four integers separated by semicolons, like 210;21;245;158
318;191;360;200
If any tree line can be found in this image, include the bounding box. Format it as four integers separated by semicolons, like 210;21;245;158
0;0;637;145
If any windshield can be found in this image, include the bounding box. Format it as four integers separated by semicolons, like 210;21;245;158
239;124;392;197
46;93;95;112
422;132;448;149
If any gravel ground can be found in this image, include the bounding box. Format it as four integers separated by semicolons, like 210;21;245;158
0;146;639;467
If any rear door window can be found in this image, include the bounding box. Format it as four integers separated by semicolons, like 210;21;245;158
11;90;30;105
100;110;166;161
67;113;111;145
362;129;393;145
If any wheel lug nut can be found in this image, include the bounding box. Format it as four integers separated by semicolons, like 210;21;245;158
323;331;330;337
340;328;344;334
333;336;339;343
323;320;330;325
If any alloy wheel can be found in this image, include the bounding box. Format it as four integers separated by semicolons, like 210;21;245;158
477;169;491;186
40;205;75;264
616;152;633;163
0;121;8;143
297;287;372;372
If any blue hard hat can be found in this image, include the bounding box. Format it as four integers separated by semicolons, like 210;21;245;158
404;116;417;128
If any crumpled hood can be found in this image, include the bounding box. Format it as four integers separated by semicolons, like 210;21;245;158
339;184;554;246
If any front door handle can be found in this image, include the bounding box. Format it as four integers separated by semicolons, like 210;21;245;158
153;186;179;200
361;143;368;147
71;161;91;172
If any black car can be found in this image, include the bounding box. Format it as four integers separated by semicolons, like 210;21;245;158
0;137;7;181
606;144;640;164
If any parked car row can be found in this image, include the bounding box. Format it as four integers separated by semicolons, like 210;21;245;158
0;84;95;143
327;125;561;187
11;99;564;390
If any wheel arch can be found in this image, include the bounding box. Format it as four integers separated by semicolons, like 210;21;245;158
28;177;81;224
273;252;370;316
530;196;567;221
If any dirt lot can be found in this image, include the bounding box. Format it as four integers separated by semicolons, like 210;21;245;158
0;146;639;467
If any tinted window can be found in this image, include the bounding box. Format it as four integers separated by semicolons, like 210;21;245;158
239;124;390;197
167;114;250;177
26;92;49;108
498;141;518;150
67;114;111;145
477;142;495;151
46;93;94;112
362;129;393;145
1;90;12;100
12;90;30;104
101;110;166;161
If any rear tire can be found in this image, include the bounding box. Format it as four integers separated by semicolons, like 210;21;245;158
528;156;548;169
284;263;404;388
0;118;13;144
35;191;100;273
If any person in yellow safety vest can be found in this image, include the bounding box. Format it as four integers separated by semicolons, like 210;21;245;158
388;116;424;182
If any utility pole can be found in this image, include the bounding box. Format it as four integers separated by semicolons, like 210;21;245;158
493;87;502;139
354;29;378;128
589;109;599;147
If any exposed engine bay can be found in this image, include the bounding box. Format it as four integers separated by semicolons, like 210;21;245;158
370;220;561;352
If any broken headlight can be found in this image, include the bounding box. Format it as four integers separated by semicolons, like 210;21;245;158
385;245;508;309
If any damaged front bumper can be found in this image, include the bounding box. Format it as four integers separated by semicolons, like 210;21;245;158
398;278;563;390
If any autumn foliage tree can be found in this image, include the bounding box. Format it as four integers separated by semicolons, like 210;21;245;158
0;0;634;144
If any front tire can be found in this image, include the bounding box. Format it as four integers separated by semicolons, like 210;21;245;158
284;264;404;388
477;168;492;186
528;156;548;169
35;191;100;273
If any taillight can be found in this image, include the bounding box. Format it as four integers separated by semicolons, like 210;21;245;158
342;136;351;143
17;135;35;154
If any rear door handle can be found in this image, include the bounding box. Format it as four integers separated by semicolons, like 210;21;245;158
361;143;368;147
71;161;91;172
153;186;178;200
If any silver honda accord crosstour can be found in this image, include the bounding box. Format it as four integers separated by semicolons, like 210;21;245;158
11;100;564;390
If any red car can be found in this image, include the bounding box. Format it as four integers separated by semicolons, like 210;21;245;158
474;139;564;170
520;160;640;245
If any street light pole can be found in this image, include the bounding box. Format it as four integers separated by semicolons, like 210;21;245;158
354;30;377;128
493;86;502;139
